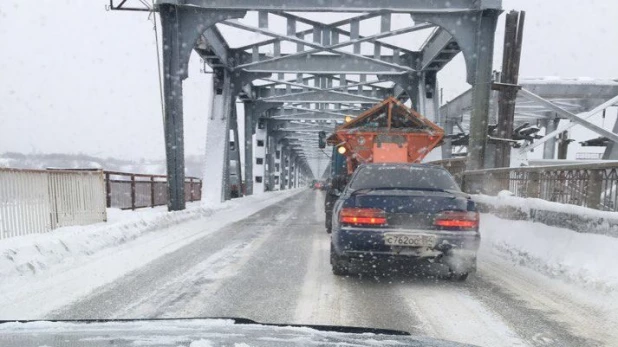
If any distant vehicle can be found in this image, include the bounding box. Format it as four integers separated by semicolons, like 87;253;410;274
330;163;480;281
314;181;327;190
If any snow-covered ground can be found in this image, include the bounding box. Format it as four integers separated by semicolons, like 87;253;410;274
0;190;616;346
480;214;618;294
0;189;303;318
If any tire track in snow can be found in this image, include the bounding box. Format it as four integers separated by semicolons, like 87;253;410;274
49;193;304;319
398;281;528;347
471;256;610;347
294;191;423;333
121;199;302;318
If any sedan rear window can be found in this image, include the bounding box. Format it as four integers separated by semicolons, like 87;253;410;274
349;165;460;191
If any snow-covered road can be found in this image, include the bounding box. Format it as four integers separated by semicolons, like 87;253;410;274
2;190;616;347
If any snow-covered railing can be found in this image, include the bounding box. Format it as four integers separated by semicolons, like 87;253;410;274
473;193;618;238
104;171;202;210
460;162;618;211
0;168;107;239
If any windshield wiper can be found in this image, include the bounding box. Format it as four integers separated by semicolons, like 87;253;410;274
3;317;411;336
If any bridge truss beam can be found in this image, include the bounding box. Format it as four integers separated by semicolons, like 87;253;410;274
154;0;503;208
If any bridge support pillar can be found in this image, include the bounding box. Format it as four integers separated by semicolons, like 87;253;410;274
243;103;255;196
413;10;500;170
203;69;234;203
280;146;287;190
288;153;295;189
543;115;559;159
243;101;281;195
417;71;439;123
283;146;291;190
442;118;454;159
274;142;282;190
296;158;300;188
265;125;277;192
230;105;242;197
158;4;245;210
253;119;267;193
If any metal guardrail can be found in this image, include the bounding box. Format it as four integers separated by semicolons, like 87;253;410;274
104;171;202;210
0;168;203;239
432;159;618;211
0;168;107;239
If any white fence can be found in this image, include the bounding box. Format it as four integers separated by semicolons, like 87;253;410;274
0;168;107;239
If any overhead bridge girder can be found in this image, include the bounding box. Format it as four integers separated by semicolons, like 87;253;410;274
159;0;501;12
235;54;414;74
258;90;384;104
254;88;392;101
152;0;503;209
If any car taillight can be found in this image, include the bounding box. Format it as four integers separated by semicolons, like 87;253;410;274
434;211;479;229
340;208;387;226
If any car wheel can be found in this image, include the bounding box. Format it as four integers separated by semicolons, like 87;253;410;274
330;245;349;276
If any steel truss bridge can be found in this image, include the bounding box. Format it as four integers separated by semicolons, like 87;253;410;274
110;0;501;210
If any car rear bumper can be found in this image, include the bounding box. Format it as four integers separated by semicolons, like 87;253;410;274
332;227;480;269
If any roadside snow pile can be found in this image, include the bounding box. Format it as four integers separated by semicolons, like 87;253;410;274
0;189;303;279
474;192;618;220
473;192;618;237
481;213;618;294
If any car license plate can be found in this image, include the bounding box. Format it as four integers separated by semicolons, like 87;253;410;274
384;233;436;247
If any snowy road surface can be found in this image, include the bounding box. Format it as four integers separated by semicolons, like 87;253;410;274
3;190;616;347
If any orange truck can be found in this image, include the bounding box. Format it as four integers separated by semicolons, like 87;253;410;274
319;97;444;232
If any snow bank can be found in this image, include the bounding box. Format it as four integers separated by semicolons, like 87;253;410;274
0;189;303;279
473;193;618;237
474;192;618;220
481;214;618;294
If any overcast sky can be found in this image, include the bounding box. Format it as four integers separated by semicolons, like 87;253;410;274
1;0;617;162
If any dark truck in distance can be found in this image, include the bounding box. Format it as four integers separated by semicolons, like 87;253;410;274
330;163;480;280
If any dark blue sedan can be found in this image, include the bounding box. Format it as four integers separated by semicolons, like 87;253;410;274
330;163;480;280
